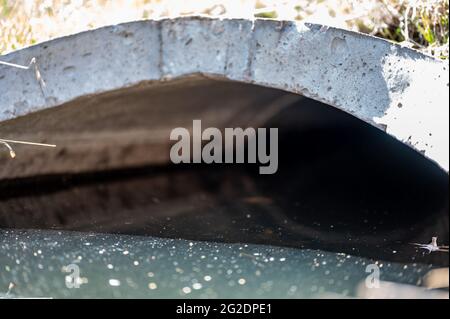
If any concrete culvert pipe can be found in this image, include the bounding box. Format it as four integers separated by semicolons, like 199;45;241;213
0;18;448;174
0;17;448;297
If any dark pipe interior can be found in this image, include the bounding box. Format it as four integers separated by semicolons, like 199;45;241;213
0;79;448;266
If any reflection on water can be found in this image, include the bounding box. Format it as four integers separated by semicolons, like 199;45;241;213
0;162;447;267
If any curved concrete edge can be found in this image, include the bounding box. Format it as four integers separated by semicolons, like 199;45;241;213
0;17;448;172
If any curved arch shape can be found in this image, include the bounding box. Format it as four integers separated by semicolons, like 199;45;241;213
0;17;448;171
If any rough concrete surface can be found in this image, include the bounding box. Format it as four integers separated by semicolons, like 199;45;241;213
0;17;448;173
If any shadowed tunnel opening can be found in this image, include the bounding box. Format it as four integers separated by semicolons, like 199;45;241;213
0;77;448;266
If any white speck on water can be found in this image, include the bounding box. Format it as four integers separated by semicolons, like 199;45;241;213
123;250;129;255
148;282;158;290
107;264;114;269
109;279;121;287
182;287;192;294
204;275;212;281
279;258;286;262
238;278;246;285
192;283;202;290
133;261;139;266
175;267;184;274
147;272;154;277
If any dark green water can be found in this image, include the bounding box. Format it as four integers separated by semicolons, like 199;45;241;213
0;229;437;298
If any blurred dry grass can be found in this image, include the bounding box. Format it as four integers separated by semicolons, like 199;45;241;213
0;0;448;59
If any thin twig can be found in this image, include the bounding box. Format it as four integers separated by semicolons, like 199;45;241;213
0;138;56;147
0;140;16;158
0;57;47;99
404;5;411;42
0;138;56;159
0;58;54;158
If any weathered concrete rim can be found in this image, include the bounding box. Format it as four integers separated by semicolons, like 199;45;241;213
0;17;448;171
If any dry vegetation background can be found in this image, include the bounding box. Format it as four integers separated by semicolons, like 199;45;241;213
0;0;449;59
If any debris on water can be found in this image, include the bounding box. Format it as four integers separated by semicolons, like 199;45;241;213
411;237;449;253
6;282;15;295
108;279;121;287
